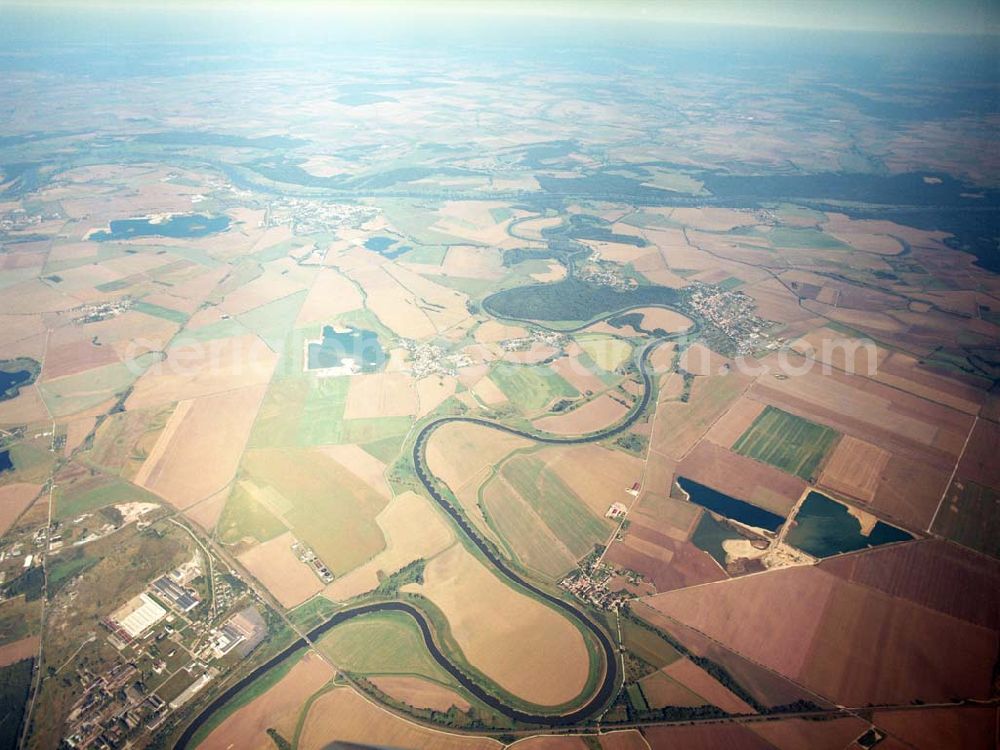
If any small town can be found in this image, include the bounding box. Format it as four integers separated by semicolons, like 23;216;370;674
71;298;133;325
682;282;779;356
263;198;378;235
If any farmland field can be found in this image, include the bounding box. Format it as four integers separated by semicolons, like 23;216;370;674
237;448;389;576
732;405;840;481
3;7;999;748
316;609;460;687
489;362;579;415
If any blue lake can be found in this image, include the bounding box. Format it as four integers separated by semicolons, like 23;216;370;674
786;491;913;557
364;235;411;259
307;325;385;373
91;213;230;241
0;450;12;473
677;477;786;532
0;369;32;399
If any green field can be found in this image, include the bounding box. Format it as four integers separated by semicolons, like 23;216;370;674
622;618;683;669
186;646;310;749
732;405;839;481
766;226;852;250
932;479;1000;559
217;482;287;545
481;476;577;580
489;362;579;414
577;334;633;372
238;448;388;575
316;610;457;686
236;289;307;350
39;362;138;418
499;455;610;559
0;659;34;749
53;474;160;520
132;300;189;324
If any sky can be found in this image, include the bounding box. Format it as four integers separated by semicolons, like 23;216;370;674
3;0;998;36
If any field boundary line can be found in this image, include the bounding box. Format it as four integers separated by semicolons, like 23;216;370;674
927;415;977;533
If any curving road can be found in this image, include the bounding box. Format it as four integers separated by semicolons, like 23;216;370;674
178;313;690;746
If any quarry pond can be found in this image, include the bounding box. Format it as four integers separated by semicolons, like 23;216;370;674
306;325;385;373
676;476;786;533
90;213;230;240
786;491;913;558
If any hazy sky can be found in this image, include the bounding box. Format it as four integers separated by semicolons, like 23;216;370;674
5;0;998;36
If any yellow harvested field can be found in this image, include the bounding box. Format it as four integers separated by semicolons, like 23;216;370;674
534;394;629;435
346;264;436;338
0;483;42;536
513;215;562;240
509;737;589;749
0;635;39;667
183;487;229;532
0;384;50;425
679;342;728;376
343;372;418;419
433;201;521;249
634;307;692;333
126;334;277;409
200;650;334;750
502;342;560;365
530;262;567;282
238;531;324;608
441;246;505;279
134;385;265;510
318;444;392;499
299;688;500;750
417;375;458;417
578;336;632;371
63;416;96;457
551;354;608;394
296;268;364;325
427;422;530;499
651;370;754;461
663;658;757;714
370;675;471;712
384;263;471;331
324;491;453;601
542;444;644;518
219;271;306;317
471;376;509;406
670;207;756;231
704;397;766;448
818;435;892;504
405;543;590;706
474;320;528;344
